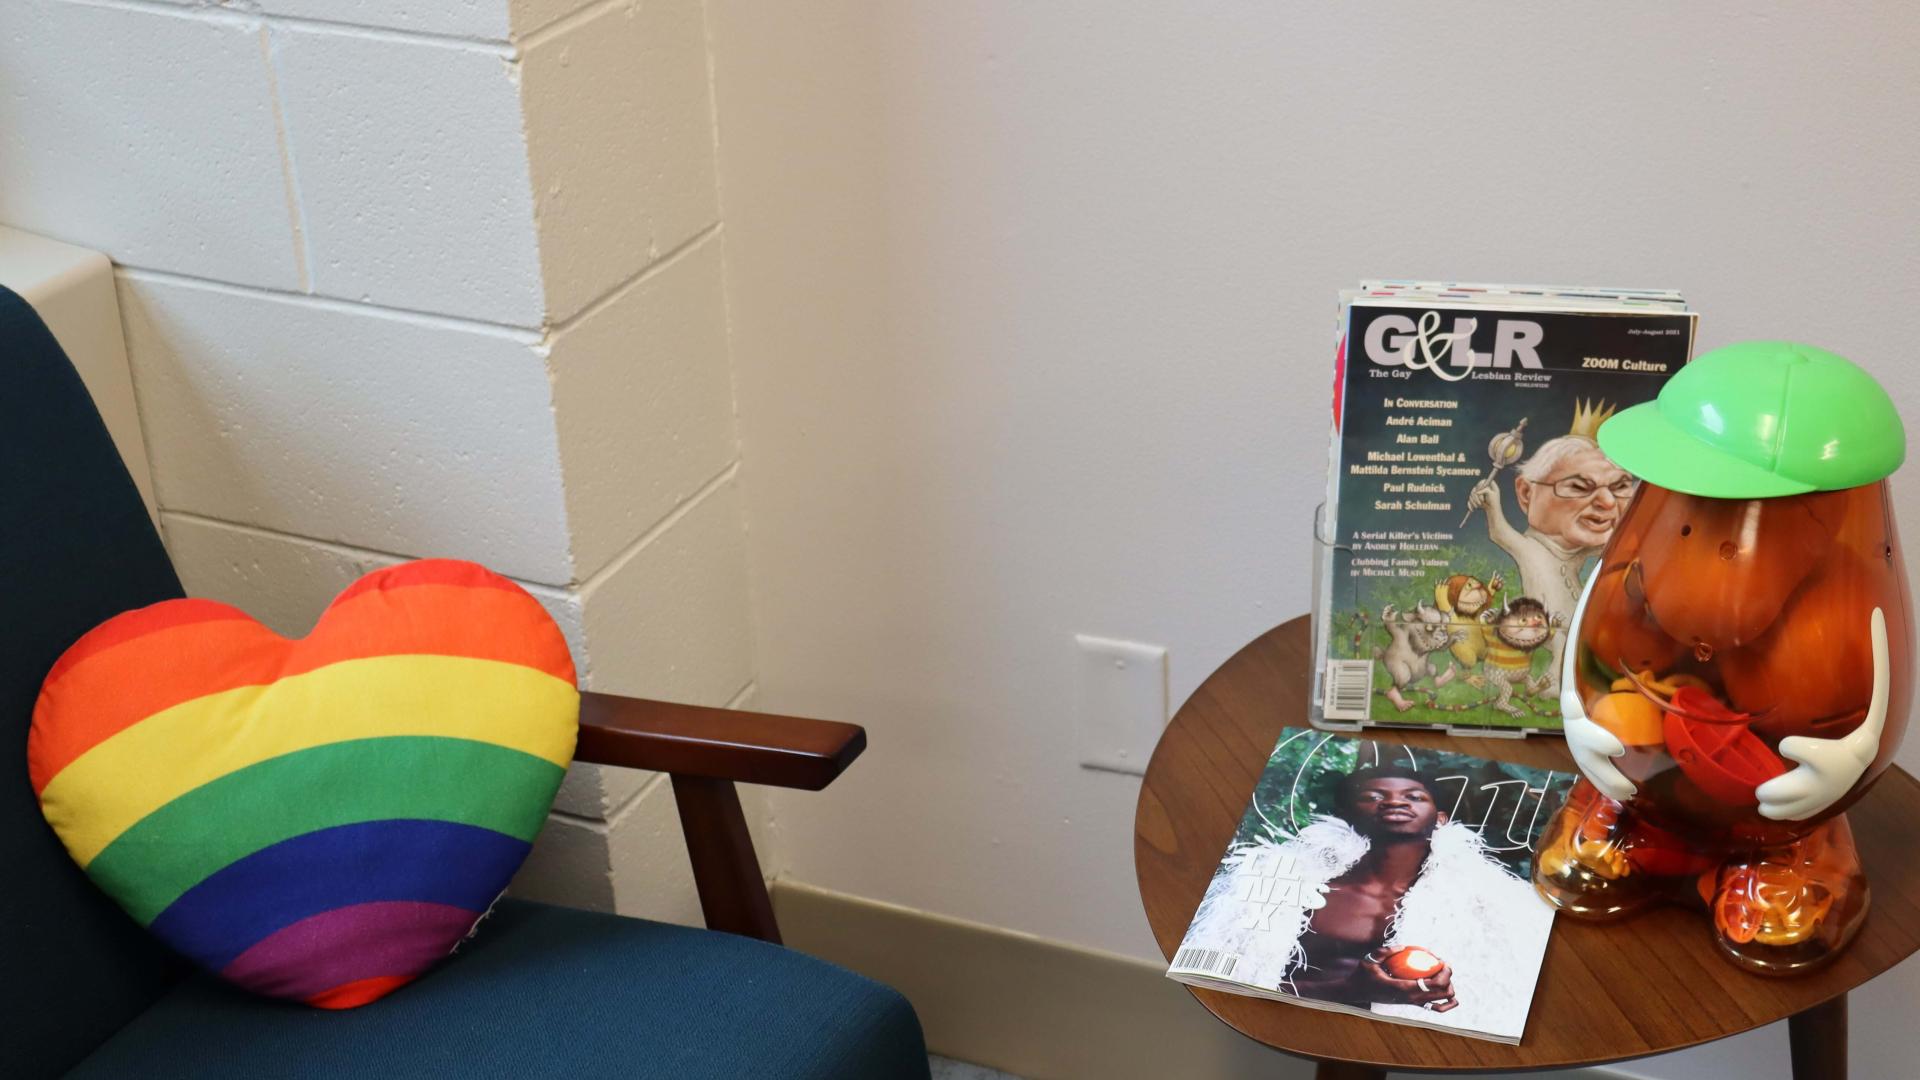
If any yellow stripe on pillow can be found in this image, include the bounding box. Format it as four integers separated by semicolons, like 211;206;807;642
39;654;577;868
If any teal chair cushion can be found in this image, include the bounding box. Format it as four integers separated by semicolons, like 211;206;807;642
68;899;929;1079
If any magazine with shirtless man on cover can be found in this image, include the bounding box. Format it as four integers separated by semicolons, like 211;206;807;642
1166;730;1576;1043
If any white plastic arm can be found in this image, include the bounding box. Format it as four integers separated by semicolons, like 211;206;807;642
1559;569;1637;800
1755;607;1890;822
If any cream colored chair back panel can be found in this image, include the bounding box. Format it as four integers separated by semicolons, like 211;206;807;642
0;226;157;522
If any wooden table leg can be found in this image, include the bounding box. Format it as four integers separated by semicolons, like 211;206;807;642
1789;993;1847;1080
1314;1061;1387;1080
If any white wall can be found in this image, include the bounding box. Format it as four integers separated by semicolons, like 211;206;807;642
0;0;762;926
708;3;1920;1076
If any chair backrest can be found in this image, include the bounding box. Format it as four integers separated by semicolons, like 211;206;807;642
1;286;186;1076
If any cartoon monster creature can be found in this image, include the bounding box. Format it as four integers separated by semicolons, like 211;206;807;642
1434;572;1503;685
1479;596;1561;716
1375;602;1466;712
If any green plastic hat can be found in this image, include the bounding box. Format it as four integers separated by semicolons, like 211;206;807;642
1598;341;1905;498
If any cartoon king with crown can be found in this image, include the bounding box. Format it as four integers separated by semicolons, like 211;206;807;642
1466;398;1637;699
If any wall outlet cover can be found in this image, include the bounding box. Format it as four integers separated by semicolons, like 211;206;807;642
1075;634;1168;776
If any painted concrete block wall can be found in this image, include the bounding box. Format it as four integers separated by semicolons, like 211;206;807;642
116;276;574;582
706;4;1920;1078
520;0;722;323
0;2;302;288
0;0;762;923
269;27;547;323
250;0;596;43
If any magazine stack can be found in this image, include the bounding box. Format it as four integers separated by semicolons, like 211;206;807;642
1311;282;1696;734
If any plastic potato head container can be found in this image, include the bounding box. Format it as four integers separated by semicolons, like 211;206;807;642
1534;342;1914;975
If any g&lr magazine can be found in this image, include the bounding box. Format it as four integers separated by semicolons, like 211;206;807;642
1312;283;1696;734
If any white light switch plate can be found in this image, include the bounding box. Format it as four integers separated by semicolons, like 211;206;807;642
1075;634;1168;776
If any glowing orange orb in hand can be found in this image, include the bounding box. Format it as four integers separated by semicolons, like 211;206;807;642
1382;946;1444;980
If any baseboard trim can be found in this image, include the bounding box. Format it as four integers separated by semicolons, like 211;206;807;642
771;879;1637;1080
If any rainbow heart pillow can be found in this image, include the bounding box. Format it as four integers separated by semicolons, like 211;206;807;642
29;559;578;1009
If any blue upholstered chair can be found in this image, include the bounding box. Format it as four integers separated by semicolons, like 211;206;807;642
0;285;930;1079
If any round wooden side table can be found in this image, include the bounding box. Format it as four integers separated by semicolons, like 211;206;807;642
1134;616;1920;1080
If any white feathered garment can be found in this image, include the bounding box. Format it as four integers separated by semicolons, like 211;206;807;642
1185;817;1544;1036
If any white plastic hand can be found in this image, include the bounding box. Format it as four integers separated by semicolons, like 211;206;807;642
1559;570;1637;799
1566;713;1636;800
1755;607;1890;822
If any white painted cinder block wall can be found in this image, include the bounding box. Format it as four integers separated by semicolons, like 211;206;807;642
0;0;764;926
707;3;1920;1078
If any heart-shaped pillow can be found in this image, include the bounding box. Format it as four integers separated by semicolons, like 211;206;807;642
29;559;578;1009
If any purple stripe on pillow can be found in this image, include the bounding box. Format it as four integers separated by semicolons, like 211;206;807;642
219;900;483;1001
152;818;528;969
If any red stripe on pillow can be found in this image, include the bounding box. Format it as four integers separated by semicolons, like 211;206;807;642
30;577;574;792
332;558;528;605
41;599;257;688
305;974;416;1010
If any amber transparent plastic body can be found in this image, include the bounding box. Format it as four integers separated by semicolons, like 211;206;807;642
1535;481;1912;974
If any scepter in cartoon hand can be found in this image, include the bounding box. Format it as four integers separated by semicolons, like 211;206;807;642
1459;418;1528;527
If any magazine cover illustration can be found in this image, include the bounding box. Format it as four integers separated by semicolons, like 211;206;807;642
1314;298;1695;732
1168;732;1576;1043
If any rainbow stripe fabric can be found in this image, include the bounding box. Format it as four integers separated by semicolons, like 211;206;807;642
30;560;578;1010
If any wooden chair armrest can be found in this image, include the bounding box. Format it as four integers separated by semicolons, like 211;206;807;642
570;690;867;944
574;691;866;790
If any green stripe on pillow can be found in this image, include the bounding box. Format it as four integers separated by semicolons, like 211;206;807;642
89;736;564;924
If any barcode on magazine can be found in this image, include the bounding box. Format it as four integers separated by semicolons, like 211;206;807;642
1171;946;1239;979
1323;659;1373;721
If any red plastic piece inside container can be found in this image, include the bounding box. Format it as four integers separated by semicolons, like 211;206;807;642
1624;815;1719;877
1661;687;1788;807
